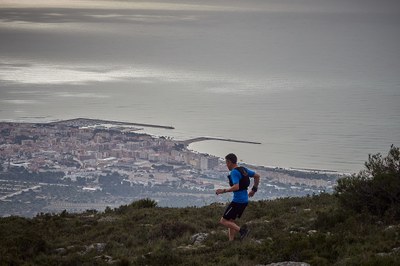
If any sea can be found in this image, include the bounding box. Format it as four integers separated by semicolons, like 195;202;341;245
0;0;399;174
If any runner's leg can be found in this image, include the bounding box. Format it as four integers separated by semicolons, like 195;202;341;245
220;218;240;241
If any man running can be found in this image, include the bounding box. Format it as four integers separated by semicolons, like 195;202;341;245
216;153;261;241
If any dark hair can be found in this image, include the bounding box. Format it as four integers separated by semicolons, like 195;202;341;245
225;153;237;164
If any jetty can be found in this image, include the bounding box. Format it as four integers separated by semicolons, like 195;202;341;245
181;137;261;145
48;118;175;129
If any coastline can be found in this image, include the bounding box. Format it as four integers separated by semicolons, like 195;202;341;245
0;118;350;176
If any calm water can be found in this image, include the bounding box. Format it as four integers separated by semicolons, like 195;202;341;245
1;0;399;173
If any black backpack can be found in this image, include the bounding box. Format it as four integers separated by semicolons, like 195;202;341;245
227;167;250;191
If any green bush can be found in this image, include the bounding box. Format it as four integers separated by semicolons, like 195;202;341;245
335;145;400;219
314;208;348;230
153;220;196;240
134;241;182;266
130;198;158;209
113;198;158;215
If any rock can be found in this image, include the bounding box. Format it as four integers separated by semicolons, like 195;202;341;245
140;223;153;227
80;242;107;254
376;252;390;257
54;247;67;255
98;216;119;222
307;230;317;235
377;247;400;257
141;252;152;259
177;244;206;251
257;262;311;266
190;233;208;246
94;255;119;264
54;245;78;255
90;242;107;252
384;225;396;231
253;239;263;245
177;233;209;251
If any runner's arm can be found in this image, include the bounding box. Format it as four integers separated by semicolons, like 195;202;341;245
226;183;239;192
216;184;239;195
253;173;260;188
249;173;260;197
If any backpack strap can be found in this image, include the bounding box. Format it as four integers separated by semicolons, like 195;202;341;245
227;167;250;191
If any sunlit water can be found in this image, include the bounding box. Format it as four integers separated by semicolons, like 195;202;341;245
1;0;399;173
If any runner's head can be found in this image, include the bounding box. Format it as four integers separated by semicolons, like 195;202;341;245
225;153;237;170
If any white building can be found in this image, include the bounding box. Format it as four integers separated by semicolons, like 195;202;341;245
200;156;219;170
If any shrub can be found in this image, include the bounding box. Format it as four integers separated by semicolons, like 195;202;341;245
154;221;196;240
115;199;158;215
130;198;158;209
134;241;182;265
314;208;348;230
335;145;400;219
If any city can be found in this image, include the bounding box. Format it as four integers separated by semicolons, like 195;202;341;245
0;118;339;217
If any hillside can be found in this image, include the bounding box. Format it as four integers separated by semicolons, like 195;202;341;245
1;146;399;266
0;194;399;266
